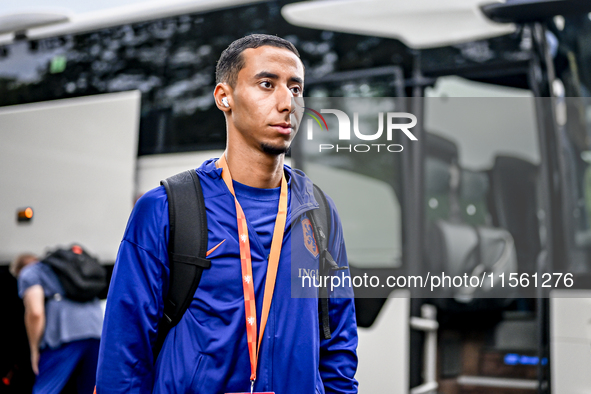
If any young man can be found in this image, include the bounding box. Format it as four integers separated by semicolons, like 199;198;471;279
96;34;358;393
12;253;103;394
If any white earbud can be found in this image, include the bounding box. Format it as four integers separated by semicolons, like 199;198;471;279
222;97;229;108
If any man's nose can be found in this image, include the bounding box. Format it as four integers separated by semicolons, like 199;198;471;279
277;85;294;113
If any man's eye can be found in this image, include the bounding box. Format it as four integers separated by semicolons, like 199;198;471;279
261;81;272;88
291;86;302;95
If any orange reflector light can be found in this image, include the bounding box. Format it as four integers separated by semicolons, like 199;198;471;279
72;245;83;255
2;369;13;385
17;207;34;223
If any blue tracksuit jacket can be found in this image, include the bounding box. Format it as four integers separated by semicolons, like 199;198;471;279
96;159;358;393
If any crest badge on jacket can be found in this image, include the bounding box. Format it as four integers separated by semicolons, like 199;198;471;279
301;217;318;257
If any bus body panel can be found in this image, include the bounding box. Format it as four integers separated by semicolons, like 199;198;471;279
551;291;591;394
357;291;410;394
0;91;140;263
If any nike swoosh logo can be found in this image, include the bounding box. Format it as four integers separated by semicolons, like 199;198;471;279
206;239;226;257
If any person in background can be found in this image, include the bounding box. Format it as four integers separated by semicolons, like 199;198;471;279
11;253;103;394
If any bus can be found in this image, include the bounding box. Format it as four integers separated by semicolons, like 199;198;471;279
1;0;591;392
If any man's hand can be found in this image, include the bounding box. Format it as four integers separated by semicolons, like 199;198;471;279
30;348;40;375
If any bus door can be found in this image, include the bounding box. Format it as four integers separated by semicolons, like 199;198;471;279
292;65;413;393
420;71;542;393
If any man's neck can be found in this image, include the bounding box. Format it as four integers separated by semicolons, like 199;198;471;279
221;147;284;189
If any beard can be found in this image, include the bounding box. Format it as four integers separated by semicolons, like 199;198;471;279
261;142;289;156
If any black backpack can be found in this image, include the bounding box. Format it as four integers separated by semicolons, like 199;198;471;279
153;170;344;358
42;245;107;302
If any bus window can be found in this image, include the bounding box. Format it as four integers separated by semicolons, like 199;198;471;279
293;70;405;270
424;76;541;278
0;1;410;157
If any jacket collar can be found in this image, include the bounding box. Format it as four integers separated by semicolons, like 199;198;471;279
197;158;319;223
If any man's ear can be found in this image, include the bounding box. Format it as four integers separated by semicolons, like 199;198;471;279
214;83;232;112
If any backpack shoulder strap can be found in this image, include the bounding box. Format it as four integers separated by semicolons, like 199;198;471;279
307;184;346;340
154;169;211;359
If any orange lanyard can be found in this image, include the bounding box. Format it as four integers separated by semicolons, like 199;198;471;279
218;155;288;388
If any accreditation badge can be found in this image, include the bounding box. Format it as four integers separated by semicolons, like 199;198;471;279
219;155;283;394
